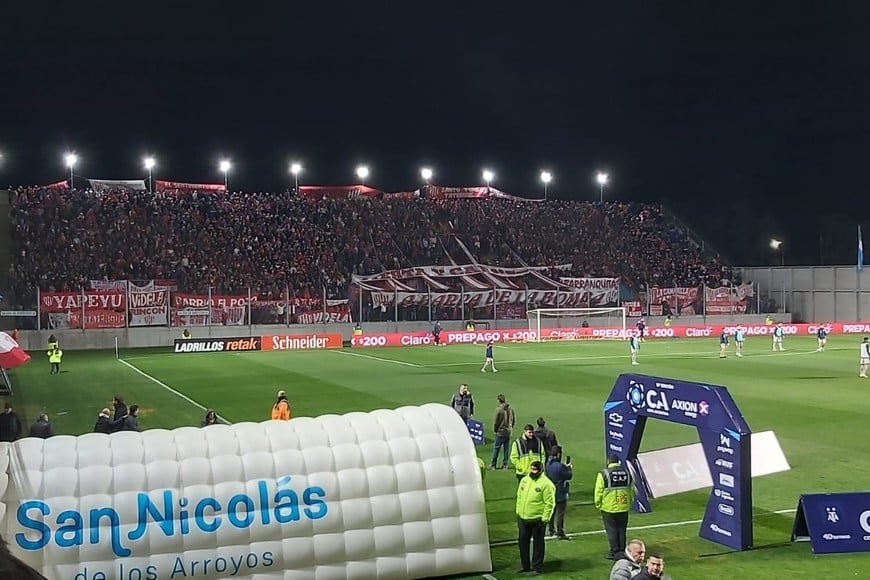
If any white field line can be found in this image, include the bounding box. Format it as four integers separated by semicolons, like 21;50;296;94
488;508;796;548
331;349;422;367
118;359;232;424
422;348;834;368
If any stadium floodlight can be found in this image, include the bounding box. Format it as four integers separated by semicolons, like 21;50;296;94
596;171;609;203
290;162;302;193
219;159;231;191
770;238;784;265
482;169;494;188
356;165;370;185
420;167;433;184
143;157;156;192
540;170;552;200
65;153;78;189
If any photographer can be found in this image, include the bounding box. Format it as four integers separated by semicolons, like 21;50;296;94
545;445;573;540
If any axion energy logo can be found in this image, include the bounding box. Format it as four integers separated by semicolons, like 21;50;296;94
173;337;261;353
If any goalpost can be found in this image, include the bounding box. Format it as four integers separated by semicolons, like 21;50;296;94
527;307;627;342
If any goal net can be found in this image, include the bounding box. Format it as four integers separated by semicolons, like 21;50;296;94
527;307;627;342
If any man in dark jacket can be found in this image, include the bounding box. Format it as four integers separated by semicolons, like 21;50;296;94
545;445;573;539
94;408;113;433
490;394;515;469
634;552;670;579
0;403;22;442
112;405;140;432
534;417;559;456
112;396;127;421
28;414;52;439
450;384;475;421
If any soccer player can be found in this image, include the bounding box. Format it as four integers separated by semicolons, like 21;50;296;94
433;321;443;346
481;340;498;372
629;335;640;365
734;326;745;357
817;325;828;352
773;322;785;351
860;337;870;378
636;318;647;342
719;330;729;359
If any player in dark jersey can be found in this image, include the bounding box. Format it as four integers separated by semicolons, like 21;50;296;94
481;340;498;372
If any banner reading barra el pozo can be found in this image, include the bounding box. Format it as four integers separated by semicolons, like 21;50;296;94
604;374;753;551
2;404;491;579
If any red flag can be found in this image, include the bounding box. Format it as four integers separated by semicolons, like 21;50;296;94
0;332;31;369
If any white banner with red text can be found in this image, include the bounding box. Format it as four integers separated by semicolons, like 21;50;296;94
129;280;172;327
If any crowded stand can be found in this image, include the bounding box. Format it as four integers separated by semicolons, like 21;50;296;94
7;186;732;309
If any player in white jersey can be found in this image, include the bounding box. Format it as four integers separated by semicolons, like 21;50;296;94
629;335;640;365
860;337;870;378
772;323;785;351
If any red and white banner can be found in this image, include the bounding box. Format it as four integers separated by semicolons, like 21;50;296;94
349;322;862;348
624;301;644;317
354;264;566;284
172;293;250;326
129;280;172;327
261;333;343;351
427;186;539;202
648;287;701;315
0;332;30;369
155;180;226;193
295;304;352;324
704;284;755;314
371;289;597;309
44;180;70;190
559;278;619;304
88;179;147;193
88;280;129;291
40;290;127;329
298;185;385;199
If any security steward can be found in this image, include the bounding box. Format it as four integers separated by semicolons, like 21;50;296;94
594;453;635;560
47;345;63;375
515;460;556;575
181;328;192;340
510;424;548;482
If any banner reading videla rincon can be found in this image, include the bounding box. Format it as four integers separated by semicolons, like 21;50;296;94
3;404;492;579
129;280;172;327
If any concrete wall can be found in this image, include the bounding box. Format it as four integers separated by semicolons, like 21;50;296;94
18;314;786;351
740;265;870;322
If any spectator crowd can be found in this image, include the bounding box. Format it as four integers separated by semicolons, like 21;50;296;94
7;186;731;303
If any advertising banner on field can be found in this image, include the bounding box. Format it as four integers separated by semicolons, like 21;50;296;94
791;492;870;554
261;333;342;351
2;405;492;578
40;290;127;329
173;336;261;353
604;373;753;551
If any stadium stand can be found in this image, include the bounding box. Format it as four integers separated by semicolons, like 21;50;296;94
7;186;733;303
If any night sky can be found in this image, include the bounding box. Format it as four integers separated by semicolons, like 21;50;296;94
2;3;869;266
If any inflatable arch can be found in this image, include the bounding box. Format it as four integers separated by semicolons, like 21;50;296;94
0;404;492;579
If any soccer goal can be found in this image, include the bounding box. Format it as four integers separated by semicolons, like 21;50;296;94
527;307;627;342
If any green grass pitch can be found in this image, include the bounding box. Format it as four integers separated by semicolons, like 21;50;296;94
7;335;869;578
